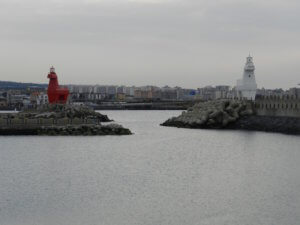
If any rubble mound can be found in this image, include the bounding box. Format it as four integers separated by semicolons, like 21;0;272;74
162;99;253;128
19;104;111;122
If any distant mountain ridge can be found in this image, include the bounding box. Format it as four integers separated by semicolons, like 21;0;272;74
0;81;47;90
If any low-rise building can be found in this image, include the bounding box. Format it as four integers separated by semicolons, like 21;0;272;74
30;92;48;106
0;97;7;108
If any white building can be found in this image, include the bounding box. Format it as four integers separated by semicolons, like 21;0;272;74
36;93;48;105
236;54;257;100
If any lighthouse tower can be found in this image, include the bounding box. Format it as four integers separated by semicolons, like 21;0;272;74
47;66;69;104
236;54;257;100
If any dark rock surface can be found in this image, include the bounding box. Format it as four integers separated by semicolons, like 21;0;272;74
0;124;132;136
227;115;300;135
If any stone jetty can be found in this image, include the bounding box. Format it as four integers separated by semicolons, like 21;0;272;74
162;99;253;128
0;104;132;136
161;99;300;135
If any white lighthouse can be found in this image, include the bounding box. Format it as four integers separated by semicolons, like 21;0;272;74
236;54;257;100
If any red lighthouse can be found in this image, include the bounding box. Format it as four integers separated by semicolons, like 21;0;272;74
47;66;69;104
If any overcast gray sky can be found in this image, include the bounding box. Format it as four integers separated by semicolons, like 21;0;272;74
0;0;299;89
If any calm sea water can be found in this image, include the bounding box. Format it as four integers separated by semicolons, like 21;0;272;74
0;110;299;225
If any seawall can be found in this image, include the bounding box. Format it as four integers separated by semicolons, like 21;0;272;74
254;95;300;118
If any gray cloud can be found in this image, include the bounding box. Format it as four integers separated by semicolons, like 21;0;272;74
0;0;299;88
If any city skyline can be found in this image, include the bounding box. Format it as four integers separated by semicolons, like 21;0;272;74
1;0;300;89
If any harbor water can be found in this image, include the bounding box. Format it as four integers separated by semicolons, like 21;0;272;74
0;110;299;225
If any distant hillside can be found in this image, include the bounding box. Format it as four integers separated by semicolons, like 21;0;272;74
0;81;47;90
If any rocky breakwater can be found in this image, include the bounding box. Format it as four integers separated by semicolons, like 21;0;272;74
162;99;253;129
161;99;300;135
19;104;112;122
0;104;132;136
